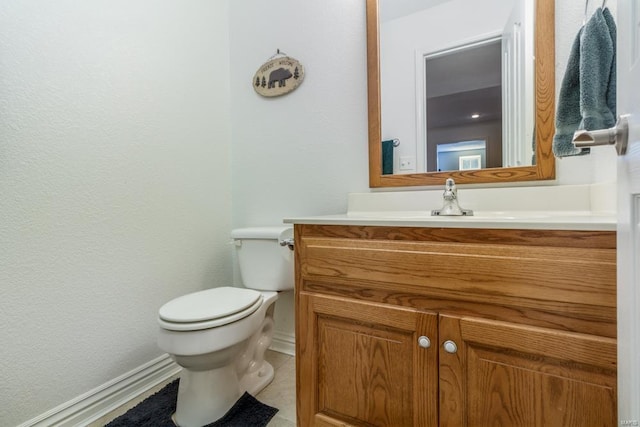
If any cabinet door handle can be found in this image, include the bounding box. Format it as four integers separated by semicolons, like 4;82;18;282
443;340;458;354
418;336;431;348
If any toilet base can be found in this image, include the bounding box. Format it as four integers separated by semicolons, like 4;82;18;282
240;359;275;396
170;297;279;427
173;364;240;427
172;360;275;427
236;302;277;395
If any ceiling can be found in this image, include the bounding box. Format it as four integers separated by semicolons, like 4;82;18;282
426;41;502;129
379;0;452;23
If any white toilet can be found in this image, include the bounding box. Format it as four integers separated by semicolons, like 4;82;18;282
157;226;294;427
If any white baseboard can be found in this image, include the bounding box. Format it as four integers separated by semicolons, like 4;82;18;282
18;354;181;427
19;333;293;427
270;330;295;356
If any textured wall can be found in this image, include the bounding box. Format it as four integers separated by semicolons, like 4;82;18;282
228;0;370;226
0;1;232;425
228;0;370;340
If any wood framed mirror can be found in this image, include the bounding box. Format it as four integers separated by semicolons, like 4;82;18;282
367;0;555;187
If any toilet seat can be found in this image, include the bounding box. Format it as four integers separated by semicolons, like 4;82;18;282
158;287;263;332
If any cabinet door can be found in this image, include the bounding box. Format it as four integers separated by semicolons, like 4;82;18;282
297;293;438;427
439;314;617;427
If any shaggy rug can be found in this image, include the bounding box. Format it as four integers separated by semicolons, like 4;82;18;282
105;380;278;427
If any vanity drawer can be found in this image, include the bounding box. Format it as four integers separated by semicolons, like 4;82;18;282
295;224;617;337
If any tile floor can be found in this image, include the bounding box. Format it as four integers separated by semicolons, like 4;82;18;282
92;350;296;426
257;350;296;426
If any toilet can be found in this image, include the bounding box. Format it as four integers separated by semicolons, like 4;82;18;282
157;226;294;427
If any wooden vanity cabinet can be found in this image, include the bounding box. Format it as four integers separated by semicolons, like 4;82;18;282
294;224;617;427
439;315;617;426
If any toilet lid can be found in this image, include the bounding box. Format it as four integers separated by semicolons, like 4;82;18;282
158;287;262;324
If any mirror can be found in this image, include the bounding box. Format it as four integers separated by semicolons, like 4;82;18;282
367;0;556;187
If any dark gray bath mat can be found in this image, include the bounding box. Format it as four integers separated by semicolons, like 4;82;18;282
105;379;278;427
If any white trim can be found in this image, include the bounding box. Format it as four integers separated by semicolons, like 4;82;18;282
269;330;295;356
17;354;181;427
414;48;427;173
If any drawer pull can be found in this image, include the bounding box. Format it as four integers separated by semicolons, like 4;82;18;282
443;340;458;354
418;336;431;349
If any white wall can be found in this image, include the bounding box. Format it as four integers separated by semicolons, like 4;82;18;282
228;0;369;225
0;1;232;425
228;0;370;340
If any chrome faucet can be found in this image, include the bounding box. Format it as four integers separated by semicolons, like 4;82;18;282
431;178;474;216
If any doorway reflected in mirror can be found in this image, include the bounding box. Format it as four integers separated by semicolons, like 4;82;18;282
426;39;501;172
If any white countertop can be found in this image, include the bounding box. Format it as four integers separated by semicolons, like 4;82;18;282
284;211;616;231
283;183;617;231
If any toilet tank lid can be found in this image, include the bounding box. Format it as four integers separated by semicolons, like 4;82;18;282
231;226;293;240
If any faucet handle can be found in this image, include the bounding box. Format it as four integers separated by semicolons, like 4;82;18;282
443;178;458;200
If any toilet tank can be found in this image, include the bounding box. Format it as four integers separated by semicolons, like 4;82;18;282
231;226;294;291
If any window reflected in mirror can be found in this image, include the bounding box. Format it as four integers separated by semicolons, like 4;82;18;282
436;140;486;172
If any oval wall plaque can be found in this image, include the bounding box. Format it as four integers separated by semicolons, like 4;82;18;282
253;55;304;97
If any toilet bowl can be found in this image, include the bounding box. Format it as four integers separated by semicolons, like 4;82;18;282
157;226;294;427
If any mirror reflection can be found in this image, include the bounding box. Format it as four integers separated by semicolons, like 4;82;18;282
379;0;535;175
426;39;501;172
